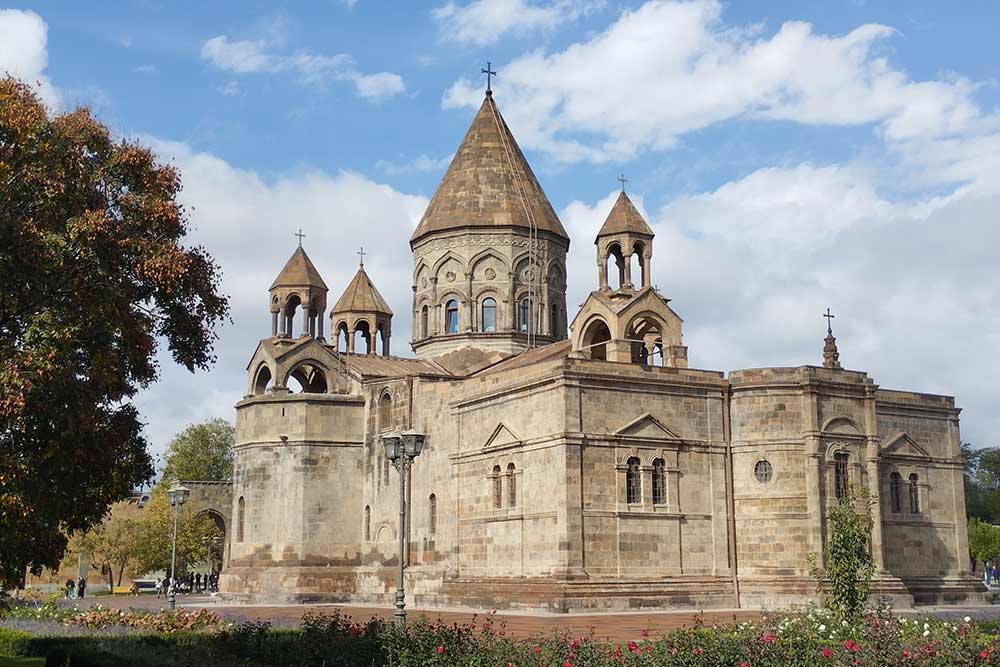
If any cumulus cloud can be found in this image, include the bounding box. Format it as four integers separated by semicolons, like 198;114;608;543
200;35;404;101
432;0;604;46
376;153;454;175
442;0;985;164
0;9;58;108
136;139;428;454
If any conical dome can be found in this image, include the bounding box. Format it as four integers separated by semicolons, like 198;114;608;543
411;94;568;244
331;265;392;316
596;190;654;242
270;247;327;290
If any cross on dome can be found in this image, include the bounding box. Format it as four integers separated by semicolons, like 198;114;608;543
481;61;496;94
295;229;306;247
357;246;366;267
823;307;835;335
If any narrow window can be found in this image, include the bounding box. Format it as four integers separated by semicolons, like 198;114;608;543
445;299;459;334
519;298;530;332
909;473;920;513
364;505;371;541
378;393;392;431
834;452;849;501
889;472;902;513
420;305;428;338
481;298;497;332
429;494;437;536
237;496;245;542
507;463;517;508
626;457;641;504
652;458;666;505
492;465;502;509
550;304;559;337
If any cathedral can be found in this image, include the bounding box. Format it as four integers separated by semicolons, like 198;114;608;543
218;89;985;610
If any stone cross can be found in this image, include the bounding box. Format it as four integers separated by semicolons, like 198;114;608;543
618;174;628;191
481;61;496;93
823;308;835;336
295;229;306;247
357;246;366;267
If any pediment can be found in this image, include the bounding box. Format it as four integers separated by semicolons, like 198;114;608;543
881;432;930;459
614;413;680;440
484;422;521;449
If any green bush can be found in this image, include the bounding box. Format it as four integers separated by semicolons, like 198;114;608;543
0;629;32;657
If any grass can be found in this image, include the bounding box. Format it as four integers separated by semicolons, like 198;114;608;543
0;657;44;666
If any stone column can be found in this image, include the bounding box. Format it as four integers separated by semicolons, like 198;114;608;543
467;272;475;332
597;250;608;290
430;277;439;335
383;333;390;356
347;328;355;354
317;314;324;341
623;252;633;288
643;251;652;288
864;384;886;572
271;311;279;337
301;306;311;337
803;388;825;567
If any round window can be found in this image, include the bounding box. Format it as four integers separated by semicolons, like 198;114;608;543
754;460;773;484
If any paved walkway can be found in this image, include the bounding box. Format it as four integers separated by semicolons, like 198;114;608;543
58;594;1000;643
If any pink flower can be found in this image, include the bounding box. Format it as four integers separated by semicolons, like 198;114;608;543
821;647;834;658
981;649;991;659
641;628;650;637
740;662;751;667
627;640;639;653
436;645;445;654
533;647;541;654
902;650;910;658
693;647;705;655
562;662;573;667
844;639;861;653
570;639;579;649
762;632;776;644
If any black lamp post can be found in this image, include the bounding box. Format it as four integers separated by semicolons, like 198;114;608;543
381;429;425;629
166;482;190;611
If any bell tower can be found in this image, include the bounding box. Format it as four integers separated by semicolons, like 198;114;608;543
268;240;328;340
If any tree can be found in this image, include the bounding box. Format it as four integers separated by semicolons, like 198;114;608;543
162;418;234;483
129;484;222;577
62;501;142;591
0;77;229;587
963;443;1000;523
815;486;876;624
968;518;1000;570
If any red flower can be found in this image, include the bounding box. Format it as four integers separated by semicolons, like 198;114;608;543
740;662;751;667
763;633;776;644
567;653;576;660
562;662;573;667
821;647;834;658
902;650;910;658
693;648;705;655
844;639;861;653
570;639;579;649
641;628;650;637
627;640;639;653
981;649;991;659
436;645;446;654
533;647;541;654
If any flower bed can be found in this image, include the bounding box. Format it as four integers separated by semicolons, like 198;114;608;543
0;606;998;666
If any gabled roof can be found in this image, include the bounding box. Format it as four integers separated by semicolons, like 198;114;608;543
270;247;328;291
596;190;653;241
331;265;393;316
410;93;569;244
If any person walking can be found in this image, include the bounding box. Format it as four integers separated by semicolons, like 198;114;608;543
195;572;202;593
76;577;86;599
65;578;75;599
155;577;163;598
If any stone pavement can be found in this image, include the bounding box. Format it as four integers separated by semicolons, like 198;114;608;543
58;594;1000;642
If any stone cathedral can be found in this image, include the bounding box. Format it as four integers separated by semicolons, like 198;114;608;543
219;90;984;610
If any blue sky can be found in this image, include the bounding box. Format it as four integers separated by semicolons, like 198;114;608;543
3;1;999;463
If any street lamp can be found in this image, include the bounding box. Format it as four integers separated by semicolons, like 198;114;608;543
166;481;190;611
382;429;425;629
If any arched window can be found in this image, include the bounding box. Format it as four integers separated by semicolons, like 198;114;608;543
519;298;530;332
481;298;497;332
550;304;559;337
834;452;850;501
445;299;459;334
507;463;516;508
492;465;502;509
429;494;437;536
237;496;245;543
909;473;920;513
626;457;641;504
364;506;371;541
420;305;428;338
889;472;902;513
652;458;666;505
378;393;392;431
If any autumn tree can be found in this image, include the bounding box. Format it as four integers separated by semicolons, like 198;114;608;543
0;77;228;587
129;485;222;577
62;500;142;592
161;418;234;483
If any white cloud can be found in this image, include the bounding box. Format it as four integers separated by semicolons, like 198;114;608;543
560;164;1000;445
376;153;453;175
136;138;428;455
442;0;985;164
433;0;604;46
0;9;58;108
200;35;404;101
219;80;241;96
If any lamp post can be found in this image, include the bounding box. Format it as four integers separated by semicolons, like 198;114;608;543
166;482;190;611
381;429;425;629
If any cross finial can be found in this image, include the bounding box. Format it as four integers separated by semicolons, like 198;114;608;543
481;61;497;95
618;173;628;191
295;229;306;247
357;246;366;267
823;307;835;336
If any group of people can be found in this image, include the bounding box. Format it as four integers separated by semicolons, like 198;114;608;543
153;571;219;598
64;577;86;599
984;562;1000;586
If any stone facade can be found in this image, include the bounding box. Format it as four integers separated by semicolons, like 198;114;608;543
219;92;985;611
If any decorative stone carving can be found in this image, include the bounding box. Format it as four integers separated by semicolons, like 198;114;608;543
484;268;496;280
445;271;456;283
